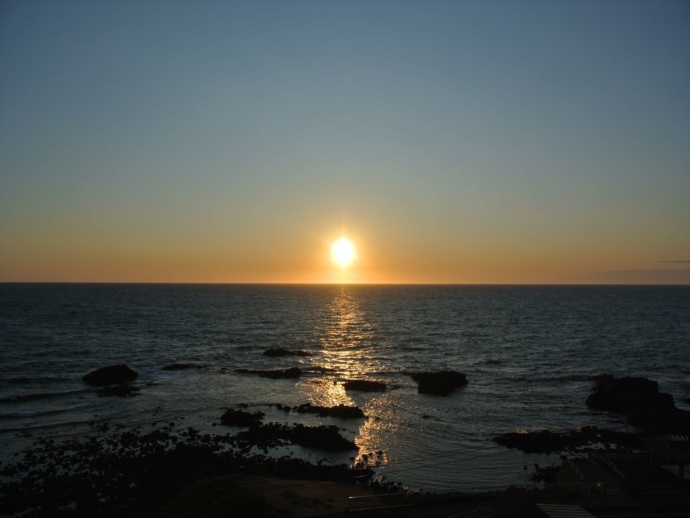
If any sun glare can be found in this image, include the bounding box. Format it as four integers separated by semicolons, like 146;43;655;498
331;237;356;268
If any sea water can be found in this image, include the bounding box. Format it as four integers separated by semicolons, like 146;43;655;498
1;283;688;491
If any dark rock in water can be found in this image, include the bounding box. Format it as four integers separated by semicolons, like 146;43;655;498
263;348;312;357
343;380;386;392
586;374;690;434
293;403;365;419
98;384;141;398
236;367;302;379
494;426;641;454
586;375;673;414
236;422;357;452
162;363;204;371
7;377;30;384
220;409;264;427
411;371;467;396
83;365;138;386
290;424;357;451
494;430;576;454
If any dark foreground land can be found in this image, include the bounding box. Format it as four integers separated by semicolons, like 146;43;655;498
2;373;690;517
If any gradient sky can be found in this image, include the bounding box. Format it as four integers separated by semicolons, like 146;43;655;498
1;0;689;284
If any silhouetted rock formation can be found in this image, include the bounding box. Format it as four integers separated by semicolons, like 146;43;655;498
82;365;138;386
411;370;467;396
343;380;386;392
237;367;303;379
162;363;205;371
586;374;690;433
263;348;312;357
220;408;265;427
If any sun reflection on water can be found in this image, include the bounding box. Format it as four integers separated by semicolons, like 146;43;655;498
297;286;396;470
314;286;381;379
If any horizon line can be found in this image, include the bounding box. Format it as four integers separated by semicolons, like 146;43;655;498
1;281;689;287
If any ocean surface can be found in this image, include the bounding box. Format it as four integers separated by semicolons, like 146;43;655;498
1;283;689;491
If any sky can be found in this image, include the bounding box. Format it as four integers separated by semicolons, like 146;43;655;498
1;0;689;284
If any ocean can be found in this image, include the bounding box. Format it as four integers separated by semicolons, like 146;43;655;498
1;283;688;491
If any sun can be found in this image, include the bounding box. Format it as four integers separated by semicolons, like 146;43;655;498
331;237;356;268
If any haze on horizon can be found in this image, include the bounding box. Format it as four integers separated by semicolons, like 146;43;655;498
1;0;689;285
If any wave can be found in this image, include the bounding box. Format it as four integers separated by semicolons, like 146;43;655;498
0;388;88;404
0;407;69;420
4;375;71;385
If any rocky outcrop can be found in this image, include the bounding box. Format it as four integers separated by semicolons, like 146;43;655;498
343;380;386;392
83;365;138;386
236;367;302;379
263;348;312;357
220;409;265;427
411;371;467;396
586;374;690;434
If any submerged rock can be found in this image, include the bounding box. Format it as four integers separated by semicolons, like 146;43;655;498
411;371;467;396
263;348;312;357
293;403;365;419
162;363;205;371
343;380;386;392
220;409;265;427
83;365;138;386
236;367;303;379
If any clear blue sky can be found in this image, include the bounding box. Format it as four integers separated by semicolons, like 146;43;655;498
1;0;689;283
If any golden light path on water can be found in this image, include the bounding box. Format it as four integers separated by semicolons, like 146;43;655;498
294;287;398;471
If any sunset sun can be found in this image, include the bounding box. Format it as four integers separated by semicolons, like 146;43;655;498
331;237;356;268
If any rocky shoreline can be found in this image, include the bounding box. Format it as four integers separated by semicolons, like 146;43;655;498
3;366;689;517
494;374;690;457
0;411;384;518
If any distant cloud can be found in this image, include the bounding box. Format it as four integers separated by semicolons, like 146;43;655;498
570;269;690;285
